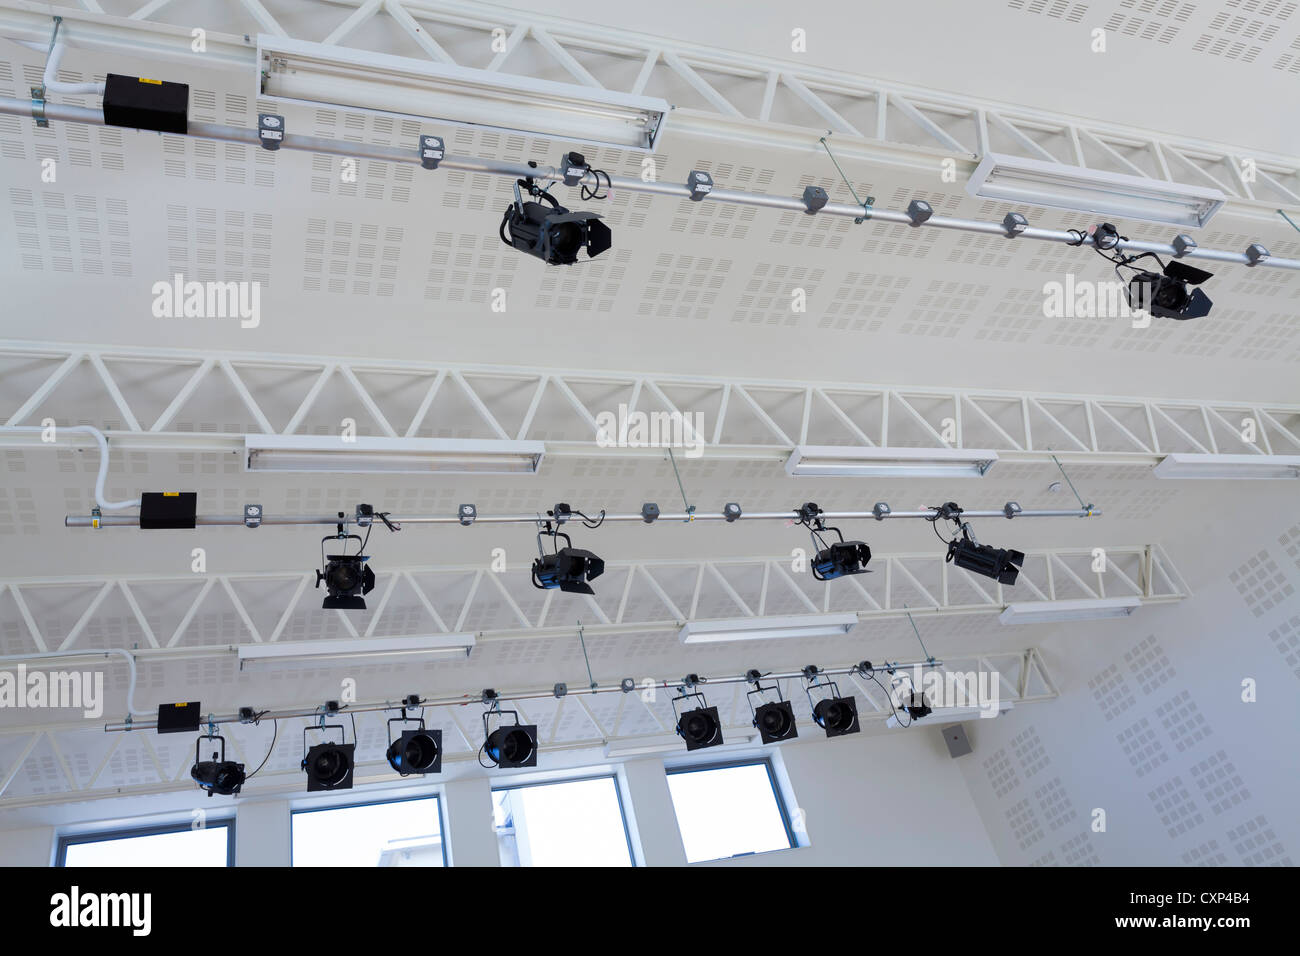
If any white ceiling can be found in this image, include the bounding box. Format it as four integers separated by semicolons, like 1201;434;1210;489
0;0;1297;806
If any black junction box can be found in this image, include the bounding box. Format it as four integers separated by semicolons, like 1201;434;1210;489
102;73;189;134
157;702;201;734
139;492;197;529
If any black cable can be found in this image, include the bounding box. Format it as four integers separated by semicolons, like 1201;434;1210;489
580;167;610;201
244;718;278;779
574;508;605;529
867;670;912;728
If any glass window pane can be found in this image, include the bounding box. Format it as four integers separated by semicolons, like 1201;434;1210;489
63;825;230;867
667;762;793;863
493;777;632;867
293;797;444;867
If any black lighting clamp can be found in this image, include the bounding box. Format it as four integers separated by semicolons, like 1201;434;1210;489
258;113;284;150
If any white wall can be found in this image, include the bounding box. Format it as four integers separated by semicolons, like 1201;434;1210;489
0;727;997;866
957;488;1300;866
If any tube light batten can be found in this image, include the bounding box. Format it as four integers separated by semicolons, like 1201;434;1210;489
1152;453;1300;480
679;613;858;644
786;445;998;478
243;435;545;475
999;597;1141;624
257;35;669;151
967;153;1225;228
237;634;475;666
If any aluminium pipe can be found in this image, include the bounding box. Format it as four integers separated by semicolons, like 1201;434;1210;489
0;95;1295;272
65;505;1099;527
101;658;941;732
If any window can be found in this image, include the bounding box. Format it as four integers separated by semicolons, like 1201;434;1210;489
666;760;795;863
59;821;233;867
292;795;445;867
492;776;634;866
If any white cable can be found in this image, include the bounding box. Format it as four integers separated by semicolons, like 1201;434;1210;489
0;648;149;716
42;41;105;97
0;424;140;510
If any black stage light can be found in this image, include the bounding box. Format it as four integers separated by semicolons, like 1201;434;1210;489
302;724;355;791
799;502;872;582
753;701;797;744
673;688;723;750
902;690;932;721
387;728;442;776
804;669;860;738
946;534;1025;586
500;176;611;265
303;742;355;791
532;547;605;594
812;696;861;737
317;553;375;609
813;540;872;581
676;706;723;750
746;670;798;744
1126;259;1213;320
190;733;245;797
482;710;538;768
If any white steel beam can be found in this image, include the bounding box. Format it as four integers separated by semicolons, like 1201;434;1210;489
3;342;1296;466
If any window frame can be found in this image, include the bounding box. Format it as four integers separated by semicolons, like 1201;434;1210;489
57;818;236;868
491;772;637;867
290;791;448;867
665;757;797;861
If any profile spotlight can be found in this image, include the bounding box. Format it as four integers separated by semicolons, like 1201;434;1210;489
902;690;932;721
315;521;377;609
302;725;355;792
531;514;605;594
673;687;724;751
746;672;797;744
798;502;872;581
500;175;611;265
932;502;1024;586
190;733;245;798
386;710;441;776
1126;259;1213;320
482;709;538;768
804;670;860;738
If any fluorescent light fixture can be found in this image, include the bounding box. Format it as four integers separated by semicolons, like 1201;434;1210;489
1153;453;1300;480
257;35;669;151
604;733;757;758
967;152;1225;229
679;613;858;645
999;596;1141;625
785;445;997;478
237;634;474;667
244;435;544;475
886;700;1013;728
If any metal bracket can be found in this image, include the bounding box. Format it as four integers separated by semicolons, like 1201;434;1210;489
418;134;444;170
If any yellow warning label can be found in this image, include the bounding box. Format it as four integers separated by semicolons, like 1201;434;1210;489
163;492;178;497
139;77;162;85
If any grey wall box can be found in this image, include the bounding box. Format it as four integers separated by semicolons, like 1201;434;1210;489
942;723;973;758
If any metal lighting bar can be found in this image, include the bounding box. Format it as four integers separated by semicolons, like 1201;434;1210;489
1152;453;1300;480
679;613;858;644
257;34;667;150
102;657;944;733
998;596;1141;625
968;153;1226;228
244;435;545;475
0;96;1294;272
65;502;1099;528
236;633;475;666
786;446;998;478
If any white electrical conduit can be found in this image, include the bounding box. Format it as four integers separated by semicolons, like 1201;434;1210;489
0;96;1294;272
0;425;140;511
41;40;105;96
0;648;150;717
2;36;105;96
